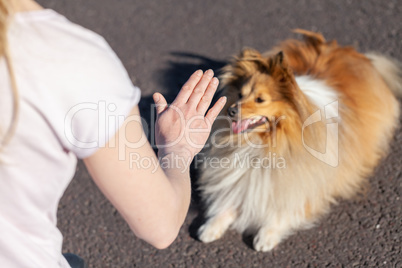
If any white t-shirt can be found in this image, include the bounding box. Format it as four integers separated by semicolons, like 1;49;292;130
0;9;141;267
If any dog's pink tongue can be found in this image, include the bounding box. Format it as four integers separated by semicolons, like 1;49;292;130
232;119;250;134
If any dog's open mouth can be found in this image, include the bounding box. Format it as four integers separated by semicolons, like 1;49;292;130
231;116;269;134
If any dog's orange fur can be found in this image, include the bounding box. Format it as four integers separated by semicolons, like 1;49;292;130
198;30;400;251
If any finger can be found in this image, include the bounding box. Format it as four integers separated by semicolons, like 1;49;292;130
172;70;203;105
187;69;214;107
196;77;219;115
153;93;168;115
205;96;227;125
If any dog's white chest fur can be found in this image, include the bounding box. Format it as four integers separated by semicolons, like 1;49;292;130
296;75;338;109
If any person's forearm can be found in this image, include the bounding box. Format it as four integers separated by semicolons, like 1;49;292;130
84;143;193;249
158;151;193;228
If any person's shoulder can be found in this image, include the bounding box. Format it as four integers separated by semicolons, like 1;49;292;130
9;9;141;159
11;8;135;92
11;9;115;62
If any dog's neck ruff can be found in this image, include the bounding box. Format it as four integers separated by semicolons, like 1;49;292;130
295;75;338;111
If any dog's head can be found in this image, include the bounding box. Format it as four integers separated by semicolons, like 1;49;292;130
219;49;308;139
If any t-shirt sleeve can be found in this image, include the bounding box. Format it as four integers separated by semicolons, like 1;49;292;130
57;37;141;159
16;16;142;159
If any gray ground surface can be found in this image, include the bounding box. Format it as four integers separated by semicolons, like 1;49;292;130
37;0;402;267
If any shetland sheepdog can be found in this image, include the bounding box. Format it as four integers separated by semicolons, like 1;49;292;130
197;29;401;252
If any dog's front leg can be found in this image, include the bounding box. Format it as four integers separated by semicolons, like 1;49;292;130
253;219;294;252
198;209;237;243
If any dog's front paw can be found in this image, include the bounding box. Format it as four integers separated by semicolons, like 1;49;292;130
197;222;225;243
197;210;236;243
253;229;281;252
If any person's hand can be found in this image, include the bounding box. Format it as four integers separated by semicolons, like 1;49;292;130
153;69;226;159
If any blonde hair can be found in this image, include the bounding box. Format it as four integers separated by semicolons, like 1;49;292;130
0;0;19;150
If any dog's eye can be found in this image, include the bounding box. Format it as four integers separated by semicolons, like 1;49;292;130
255;97;265;103
238;92;242;99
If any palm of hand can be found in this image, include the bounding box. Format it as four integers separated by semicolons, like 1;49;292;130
153;70;226;158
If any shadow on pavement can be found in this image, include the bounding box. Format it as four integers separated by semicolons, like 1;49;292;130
157;51;227;102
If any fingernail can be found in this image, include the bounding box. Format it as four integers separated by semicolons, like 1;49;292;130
195;70;203;76
220;96;227;103
153;93;159;102
212;77;219;85
206;69;214;77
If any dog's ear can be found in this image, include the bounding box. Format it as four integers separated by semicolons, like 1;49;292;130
269;51;293;83
239;48;262;59
271;51;289;69
270;52;309;118
233;48;269;76
274;51;284;65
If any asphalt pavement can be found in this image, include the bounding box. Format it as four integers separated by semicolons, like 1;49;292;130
37;0;402;267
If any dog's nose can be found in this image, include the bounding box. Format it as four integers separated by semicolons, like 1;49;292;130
227;106;238;117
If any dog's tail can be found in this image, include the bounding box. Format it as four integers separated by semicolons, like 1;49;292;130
366;53;402;97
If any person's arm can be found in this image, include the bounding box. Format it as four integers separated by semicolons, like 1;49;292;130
83;70;226;249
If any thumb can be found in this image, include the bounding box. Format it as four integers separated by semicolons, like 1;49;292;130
153;93;168;115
